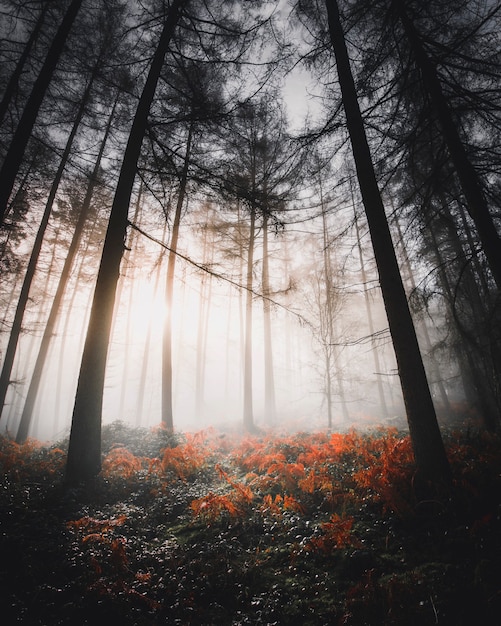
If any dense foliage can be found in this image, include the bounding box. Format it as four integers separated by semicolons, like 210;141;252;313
1;422;500;624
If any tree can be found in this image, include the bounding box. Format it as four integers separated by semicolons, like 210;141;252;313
161;121;193;431
222;94;303;430
321;0;451;484
15;94;119;443
261;209;277;424
353;207;389;420
0;64;97;419
65;0;188;483
393;0;501;289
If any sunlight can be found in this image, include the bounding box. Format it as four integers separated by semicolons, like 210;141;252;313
126;278;167;334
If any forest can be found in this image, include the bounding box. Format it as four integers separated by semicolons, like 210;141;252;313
0;0;500;623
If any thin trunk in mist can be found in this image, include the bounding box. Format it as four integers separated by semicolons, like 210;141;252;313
393;216;452;419
135;221;167;425
173;264;189;414
135;255;163;426
118;183;143;419
16;98;117;443
65;0;186;483
201;275;213;412
243;206;256;432
56;209;103;430
224;280;235;414
0;0;83;223
195;223;212;418
321;207;334;430
21;222;62;438
282;237;295;392
320;184;349;426
262;213;277;424
325;0;451;484
162;122;193;431
55;239;90;433
237;204;245;393
0;76;93;418
396;3;501;289
0;2;49;126
354;210;388;419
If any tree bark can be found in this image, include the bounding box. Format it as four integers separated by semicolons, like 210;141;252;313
324;0;451;484
65;0;187;483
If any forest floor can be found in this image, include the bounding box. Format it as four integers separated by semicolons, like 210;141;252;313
1;420;501;625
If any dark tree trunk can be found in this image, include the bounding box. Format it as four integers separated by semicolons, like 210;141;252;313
65;0;187;483
324;0;451;484
0;0;83;223
15;96;117;443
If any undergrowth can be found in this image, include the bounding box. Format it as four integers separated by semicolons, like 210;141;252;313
1;423;500;624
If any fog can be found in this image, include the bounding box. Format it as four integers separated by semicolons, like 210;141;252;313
0;194;416;443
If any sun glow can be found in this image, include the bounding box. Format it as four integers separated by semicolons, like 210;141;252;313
126;278;168;334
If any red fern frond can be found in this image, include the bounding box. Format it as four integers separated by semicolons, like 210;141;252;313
307;514;359;553
102;447;144;478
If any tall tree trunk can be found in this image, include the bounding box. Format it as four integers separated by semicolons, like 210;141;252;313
325;0;451;484
262;212;277;424
27;223;62;439
354;210;388;419
243;206;256;432
320;186;349;424
195;222;211;419
65;0;187;483
135;221;167;425
396;2;501;289
118;183;143;419
0;75;93;417
0;2;49;126
0;0;83;223
15;98;117;442
162;122;193;431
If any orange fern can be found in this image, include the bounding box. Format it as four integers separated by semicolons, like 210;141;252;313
307;514;359;553
160;436;210;480
190;492;242;523
102;447;144;478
